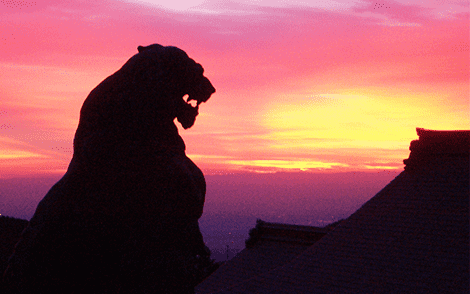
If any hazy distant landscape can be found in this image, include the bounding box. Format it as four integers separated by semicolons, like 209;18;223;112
0;170;400;261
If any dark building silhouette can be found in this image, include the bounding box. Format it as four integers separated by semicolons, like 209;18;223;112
197;220;334;293
196;128;469;293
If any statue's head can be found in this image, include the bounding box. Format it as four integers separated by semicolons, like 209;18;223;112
136;44;216;129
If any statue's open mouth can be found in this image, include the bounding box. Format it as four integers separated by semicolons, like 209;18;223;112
185;95;203;108
177;76;215;129
186;76;215;106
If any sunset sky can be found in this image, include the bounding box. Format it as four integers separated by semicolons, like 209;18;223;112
1;0;469;178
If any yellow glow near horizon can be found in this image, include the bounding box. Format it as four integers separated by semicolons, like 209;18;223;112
266;94;413;140
228;159;348;170
262;92;465;153
0;150;45;159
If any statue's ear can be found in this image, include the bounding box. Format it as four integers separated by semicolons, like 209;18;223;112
137;44;165;54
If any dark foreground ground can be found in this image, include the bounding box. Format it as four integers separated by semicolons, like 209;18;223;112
0;216;28;275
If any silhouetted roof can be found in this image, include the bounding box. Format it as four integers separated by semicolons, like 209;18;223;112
245;219;330;248
197;128;469;293
196;220;329;293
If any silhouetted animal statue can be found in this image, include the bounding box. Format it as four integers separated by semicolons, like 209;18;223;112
3;44;215;293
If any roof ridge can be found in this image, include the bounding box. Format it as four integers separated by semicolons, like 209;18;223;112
404;127;469;171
